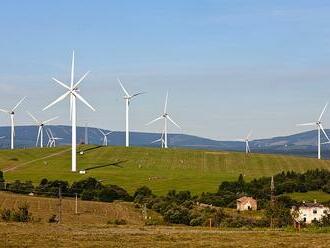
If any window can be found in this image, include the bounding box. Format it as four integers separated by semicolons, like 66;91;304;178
323;210;328;214
303;217;306;222
313;209;317;214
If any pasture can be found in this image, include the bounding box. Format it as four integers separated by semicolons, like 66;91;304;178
1;145;330;195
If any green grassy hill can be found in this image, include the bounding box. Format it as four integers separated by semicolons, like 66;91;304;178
1;145;330;195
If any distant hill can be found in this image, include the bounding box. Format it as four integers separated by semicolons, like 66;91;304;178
0;125;327;158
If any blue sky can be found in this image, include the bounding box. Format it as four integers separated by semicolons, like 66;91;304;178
1;0;330;140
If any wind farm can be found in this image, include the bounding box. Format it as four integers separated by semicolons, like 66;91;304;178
1;1;330;247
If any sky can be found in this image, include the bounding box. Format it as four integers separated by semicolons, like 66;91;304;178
1;0;330;140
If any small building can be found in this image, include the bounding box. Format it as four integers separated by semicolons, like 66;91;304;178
236;196;257;211
291;200;329;224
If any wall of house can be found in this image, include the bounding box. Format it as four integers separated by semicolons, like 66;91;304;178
295;207;329;224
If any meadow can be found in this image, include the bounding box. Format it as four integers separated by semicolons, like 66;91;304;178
1;145;330;195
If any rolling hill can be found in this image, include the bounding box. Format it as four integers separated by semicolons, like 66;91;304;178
1;145;330;195
0;125;329;159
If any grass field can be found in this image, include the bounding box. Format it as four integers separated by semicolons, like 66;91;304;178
1;145;330;195
0;191;145;225
1;224;330;248
1;191;330;247
284;191;330;203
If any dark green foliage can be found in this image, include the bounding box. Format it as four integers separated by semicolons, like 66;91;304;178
265;202;293;227
0;208;12;221
6;180;34;194
35;179;70;196
107;219;127;225
81;189;95;201
97;185;131;202
1;202;32;222
70;177;103;194
163;205;191;225
133;186;153;203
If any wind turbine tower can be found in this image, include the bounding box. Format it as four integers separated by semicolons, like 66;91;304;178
146;91;181;148
43;51;95;171
297;103;330;160
118;78;144;147
0;97;26;149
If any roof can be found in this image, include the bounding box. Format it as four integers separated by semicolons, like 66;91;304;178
237;196;256;203
293;201;328;209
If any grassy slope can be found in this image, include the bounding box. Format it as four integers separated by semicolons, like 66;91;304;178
0;191;144;225
1;145;330;195
284;191;330;203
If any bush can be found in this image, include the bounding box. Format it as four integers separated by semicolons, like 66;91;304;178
133;186;153;203
81;189;96;201
163;206;191;225
48;215;58;223
12;202;32;222
97;185;131;202
107;219;127;225
0;208;12;221
190;216;204;226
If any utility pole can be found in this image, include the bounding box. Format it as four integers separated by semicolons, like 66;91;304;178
85;123;88;145
270;176;275;228
58;186;62;224
75;193;78;214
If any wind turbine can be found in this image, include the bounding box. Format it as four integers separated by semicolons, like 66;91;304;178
117;78;144;147
151;130;165;148
46;128;63;148
237;131;252;155
0;96;26;149
98;129;112;146
27;112;58;148
146;91;181;148
297;102;330;159
43;51;95;171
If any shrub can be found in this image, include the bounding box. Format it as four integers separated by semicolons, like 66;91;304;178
81;189;96;201
163;206;191;225
107;219;127;225
0;208;12;221
12;202;32;222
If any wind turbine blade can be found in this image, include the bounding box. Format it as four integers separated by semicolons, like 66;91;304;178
42;116;59;125
320;124;330;142
105;131;113;136
0;136;5;139
98;128;105;136
0;108;9;114
247;141;251;153
12;96;26;111
247;130;253;140
319;102;328;121
73;71;90;89
151;138;162;144
48;128;54;139
36;126;42;146
117;78;130;97
167;115;181;129
52;78;70;90
74;92;96;111
164;91;168;113
43;91;70;111
296;122;315;126
146;116;163;126
26;111;39;124
45;128;51;139
71;50;75;89
131;92;146;98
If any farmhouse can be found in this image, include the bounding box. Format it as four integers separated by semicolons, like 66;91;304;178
236;196;257;211
291;200;329;224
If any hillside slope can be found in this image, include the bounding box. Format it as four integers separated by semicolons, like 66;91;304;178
1;145;330;195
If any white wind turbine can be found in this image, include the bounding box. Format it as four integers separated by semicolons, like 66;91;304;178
118;78;144;147
237;131;252;155
98;129;112;146
46;128;62;148
151;130;165;148
297;103;330;160
43;51;95;172
27;112;58;148
0;97;26;149
146;91;181;148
